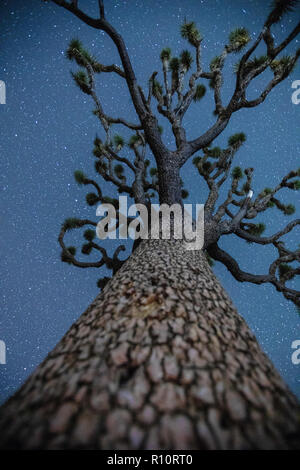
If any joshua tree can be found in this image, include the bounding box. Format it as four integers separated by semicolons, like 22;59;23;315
0;0;299;450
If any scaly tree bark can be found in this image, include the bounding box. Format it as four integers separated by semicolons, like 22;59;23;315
1;239;300;449
0;0;299;449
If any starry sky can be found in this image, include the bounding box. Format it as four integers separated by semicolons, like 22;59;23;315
0;0;299;404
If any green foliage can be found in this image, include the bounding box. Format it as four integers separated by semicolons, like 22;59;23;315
180;21;202;47
86;192;99;206
66;38;82;61
181;189;189;199
284;204;295;215
180;50;193;71
63;218;82;231
206;146;221;158
234;56;268;74
193;84;206;102
80;48;97;68
150;167;158;177
74;170;87;185
231;166;243;180
84;229;96;241
278;263;292;278
228;27;250;52
192;156;201;165
81;243;93;255
273;199;296;215
158;125;164;135
68;246;76;256
93;144;104;158
66;38;100;72
263;187;273;195
210;56;222;71
228;132;246;146
292;180;300;190
152;80;163;96
160;47;171;62
270;55;295;74
91;62;103;73
94;160;107;174
71;70;91;95
266;0;299;26
247;223;266;237
129;134;143;148
94;136;102;147
248;55;268;69
113;134;125;150
169;57;180;72
61;246;76;264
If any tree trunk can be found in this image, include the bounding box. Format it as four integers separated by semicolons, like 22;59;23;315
0;239;299;450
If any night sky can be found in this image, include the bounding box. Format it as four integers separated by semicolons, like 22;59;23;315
0;0;299;404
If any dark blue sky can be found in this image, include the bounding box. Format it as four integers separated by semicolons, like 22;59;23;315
0;0;299;403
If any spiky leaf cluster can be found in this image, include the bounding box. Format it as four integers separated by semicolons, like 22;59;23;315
278;263;293;279
61;246;76;264
129;134;143;148
246;223;266;237
66;38;101;73
169;57;180;72
86;193;99;206
160;47;171;62
205;146;221;158
81;243;92;255
228;132;246;146
180;21;202;47
84;229;96;241
192;156;201;166
152;79;163;97
149;167;158;177
283;204;296;215
234;55;268;74
266;0;299;27
292;180;300;190
180;50;193;71
270;56;295;75
228;27;250;52
193;84;206;102
74;170;87;185
113;134;125;151
231;166;243;180
71;70;91;95
210;56;222;72
63;218;83;231
94;160;107;175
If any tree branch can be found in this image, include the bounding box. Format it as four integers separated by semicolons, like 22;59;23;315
50;0;147;120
